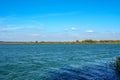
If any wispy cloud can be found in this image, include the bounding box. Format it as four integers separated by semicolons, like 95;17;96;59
0;16;17;24
0;29;7;32
32;12;79;18
0;17;9;24
30;34;41;37
64;27;79;32
0;24;44;32
0;18;6;22
0;26;21;32
85;30;94;33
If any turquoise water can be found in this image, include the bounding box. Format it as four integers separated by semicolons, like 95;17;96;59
0;44;120;80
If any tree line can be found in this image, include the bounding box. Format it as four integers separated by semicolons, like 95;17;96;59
33;40;120;44
0;40;120;44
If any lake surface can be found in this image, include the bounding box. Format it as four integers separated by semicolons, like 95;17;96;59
0;44;120;80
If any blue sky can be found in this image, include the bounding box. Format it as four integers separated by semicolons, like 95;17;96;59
0;0;120;41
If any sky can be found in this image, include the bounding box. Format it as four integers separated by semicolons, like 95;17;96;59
0;0;120;41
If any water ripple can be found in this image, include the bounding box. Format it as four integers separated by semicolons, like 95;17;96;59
47;63;120;80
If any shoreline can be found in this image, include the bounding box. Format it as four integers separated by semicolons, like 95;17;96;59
0;40;120;44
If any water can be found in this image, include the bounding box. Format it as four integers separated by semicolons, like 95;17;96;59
0;44;120;80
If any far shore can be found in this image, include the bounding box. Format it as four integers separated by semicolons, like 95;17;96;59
0;40;120;44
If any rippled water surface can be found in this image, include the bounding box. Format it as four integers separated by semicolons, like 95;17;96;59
0;44;120;80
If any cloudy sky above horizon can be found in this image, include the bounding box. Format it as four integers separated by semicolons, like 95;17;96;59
0;0;120;41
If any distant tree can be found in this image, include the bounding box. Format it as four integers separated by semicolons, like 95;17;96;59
76;40;79;43
82;40;95;43
35;41;38;43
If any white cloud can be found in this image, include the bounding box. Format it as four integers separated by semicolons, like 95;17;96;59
64;27;78;31
71;27;78;31
86;30;94;33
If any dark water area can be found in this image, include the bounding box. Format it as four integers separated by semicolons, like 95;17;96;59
0;44;120;80
47;63;120;80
